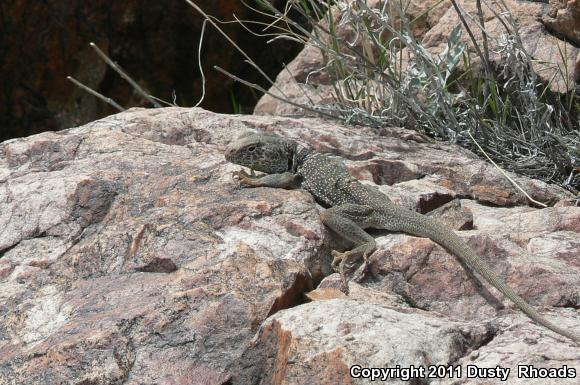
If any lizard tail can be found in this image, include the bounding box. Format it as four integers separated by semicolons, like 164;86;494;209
385;208;580;345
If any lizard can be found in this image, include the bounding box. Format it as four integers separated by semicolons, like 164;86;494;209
224;131;580;345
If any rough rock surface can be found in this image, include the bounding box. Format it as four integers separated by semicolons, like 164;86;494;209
422;0;578;93
255;0;579;116
1;107;579;384
542;0;580;46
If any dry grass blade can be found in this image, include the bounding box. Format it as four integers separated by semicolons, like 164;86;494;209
467;131;547;207
89;42;162;108
66;76;124;112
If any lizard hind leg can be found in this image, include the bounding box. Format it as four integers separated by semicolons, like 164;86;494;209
320;204;378;293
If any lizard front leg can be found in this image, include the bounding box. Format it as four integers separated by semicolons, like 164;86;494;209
320;204;378;294
232;169;301;189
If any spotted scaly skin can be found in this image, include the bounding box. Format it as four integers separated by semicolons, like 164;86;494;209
225;132;580;345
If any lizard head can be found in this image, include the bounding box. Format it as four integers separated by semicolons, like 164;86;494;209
225;132;293;174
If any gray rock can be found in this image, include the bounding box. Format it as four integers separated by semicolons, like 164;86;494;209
0;107;578;384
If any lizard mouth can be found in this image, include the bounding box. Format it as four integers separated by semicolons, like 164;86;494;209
224;145;235;161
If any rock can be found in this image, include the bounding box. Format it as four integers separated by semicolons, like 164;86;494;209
0;107;322;384
1;107;578;384
305;286;348;301
426;198;473;230
542;0;580;47
235;299;492;384
235;299;579;385
425;0;580;94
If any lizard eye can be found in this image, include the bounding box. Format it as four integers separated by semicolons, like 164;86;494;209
247;145;256;152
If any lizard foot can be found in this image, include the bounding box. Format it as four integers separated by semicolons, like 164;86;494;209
330;250;350;295
331;247;373;272
331;249;362;295
331;250;347;271
232;169;258;186
331;246;375;294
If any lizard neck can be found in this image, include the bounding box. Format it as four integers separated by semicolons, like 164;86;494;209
290;142;313;173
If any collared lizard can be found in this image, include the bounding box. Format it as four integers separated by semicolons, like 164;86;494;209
225;131;580;344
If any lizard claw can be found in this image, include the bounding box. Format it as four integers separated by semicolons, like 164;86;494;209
331;249;359;271
331;250;353;295
331;250;345;271
331;247;374;294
